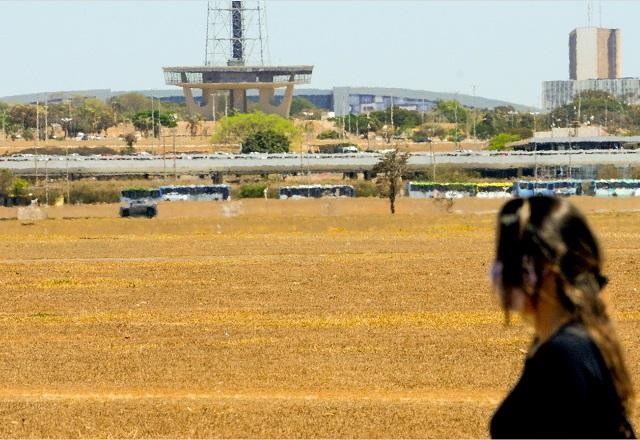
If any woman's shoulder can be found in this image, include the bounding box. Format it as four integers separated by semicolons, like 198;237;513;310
534;322;605;375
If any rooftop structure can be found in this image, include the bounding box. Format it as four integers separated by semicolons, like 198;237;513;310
508;135;640;151
163;1;313;119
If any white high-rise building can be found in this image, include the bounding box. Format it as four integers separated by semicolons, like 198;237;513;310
569;27;621;80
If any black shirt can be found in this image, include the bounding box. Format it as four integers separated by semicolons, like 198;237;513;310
490;322;635;439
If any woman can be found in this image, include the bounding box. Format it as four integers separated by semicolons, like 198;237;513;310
490;196;635;439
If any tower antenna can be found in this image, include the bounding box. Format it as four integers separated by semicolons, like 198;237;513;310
204;0;267;67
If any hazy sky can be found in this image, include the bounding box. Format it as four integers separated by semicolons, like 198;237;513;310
1;0;639;107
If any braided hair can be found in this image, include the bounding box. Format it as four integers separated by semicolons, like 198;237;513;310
495;196;634;418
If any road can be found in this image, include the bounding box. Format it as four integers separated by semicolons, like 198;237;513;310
1;150;639;177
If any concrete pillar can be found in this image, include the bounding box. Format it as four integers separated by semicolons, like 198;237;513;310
183;86;215;120
231;89;247;113
257;85;295;117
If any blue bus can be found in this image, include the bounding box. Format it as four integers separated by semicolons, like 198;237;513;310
120;188;161;202
279;185;356;199
511;180;582;198
159;185;231;201
587;179;640;197
407;182;477;198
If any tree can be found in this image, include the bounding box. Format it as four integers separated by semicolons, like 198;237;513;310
373;148;409;214
186;113;203;137
488;133;521;150
124;132;137;148
212;112;301;146
109;93;152;114
241;129;290;153
0;170;29;197
0;170;13;195
290;97;317;116
132;110;177;137
435;100;469;124
67;97;115;134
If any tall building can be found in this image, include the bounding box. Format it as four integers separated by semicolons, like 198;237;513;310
569;27;621;80
541;27;637;111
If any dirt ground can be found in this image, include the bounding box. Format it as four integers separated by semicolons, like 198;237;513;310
0;197;639;438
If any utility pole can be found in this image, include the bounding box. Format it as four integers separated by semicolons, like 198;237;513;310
173;128;177;181
44;94;48;142
471;85;477;139
430;141;436;181
44;158;49;205
2;110;5;142
157;97;162;156
390;96;394;135
162;132;167;179
151;96;155;153
212;92;216;121
35;99;39;183
65;144;70;203
454;92;459;150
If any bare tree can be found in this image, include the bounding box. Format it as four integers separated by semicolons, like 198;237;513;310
186;114;203;137
373;148;410;214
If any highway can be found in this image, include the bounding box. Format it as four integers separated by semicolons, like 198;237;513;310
2;150;640;177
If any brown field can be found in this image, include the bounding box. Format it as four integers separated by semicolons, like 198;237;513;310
0;197;639;438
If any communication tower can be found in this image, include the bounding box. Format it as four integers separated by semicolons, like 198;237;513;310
164;0;311;119
204;0;269;67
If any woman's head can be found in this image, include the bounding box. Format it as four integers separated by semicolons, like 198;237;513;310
492;196;606;317
492;196;634;417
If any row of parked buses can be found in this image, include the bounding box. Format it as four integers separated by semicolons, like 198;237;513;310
120;185;232;203
278;185;356;199
119;185;232;217
407;182;512;199
408;179;640;199
119;184;357;216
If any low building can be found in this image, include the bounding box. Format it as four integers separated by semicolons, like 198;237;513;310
508;134;640;151
542;78;640;111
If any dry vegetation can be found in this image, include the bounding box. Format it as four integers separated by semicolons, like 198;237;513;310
0;198;639;438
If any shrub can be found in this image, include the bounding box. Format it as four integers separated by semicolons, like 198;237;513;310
239;183;269;198
69;183;120;204
241;130;290;154
352;181;379;197
488;133;521;150
317;129;340;140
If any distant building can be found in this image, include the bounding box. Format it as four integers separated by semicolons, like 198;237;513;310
569;27;621;80
542;78;640;111
541;27;639;111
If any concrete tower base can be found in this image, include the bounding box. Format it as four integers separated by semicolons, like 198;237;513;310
163;66;313;120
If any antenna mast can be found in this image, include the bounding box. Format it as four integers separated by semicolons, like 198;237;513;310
204;0;268;67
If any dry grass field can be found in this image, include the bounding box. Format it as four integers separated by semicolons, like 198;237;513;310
0;197;639;438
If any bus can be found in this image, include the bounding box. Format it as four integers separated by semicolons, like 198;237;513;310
511;180;583;198
279;185;356;199
407;182;477;198
587;179;640;197
120;188;161;202
159;185;231;201
476;182;512;199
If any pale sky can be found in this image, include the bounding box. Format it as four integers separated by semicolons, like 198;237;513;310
1;0;639;107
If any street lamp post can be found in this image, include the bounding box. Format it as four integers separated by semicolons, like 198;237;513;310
1;110;6;143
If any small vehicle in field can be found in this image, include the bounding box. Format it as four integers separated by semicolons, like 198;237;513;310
119;188;160;218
